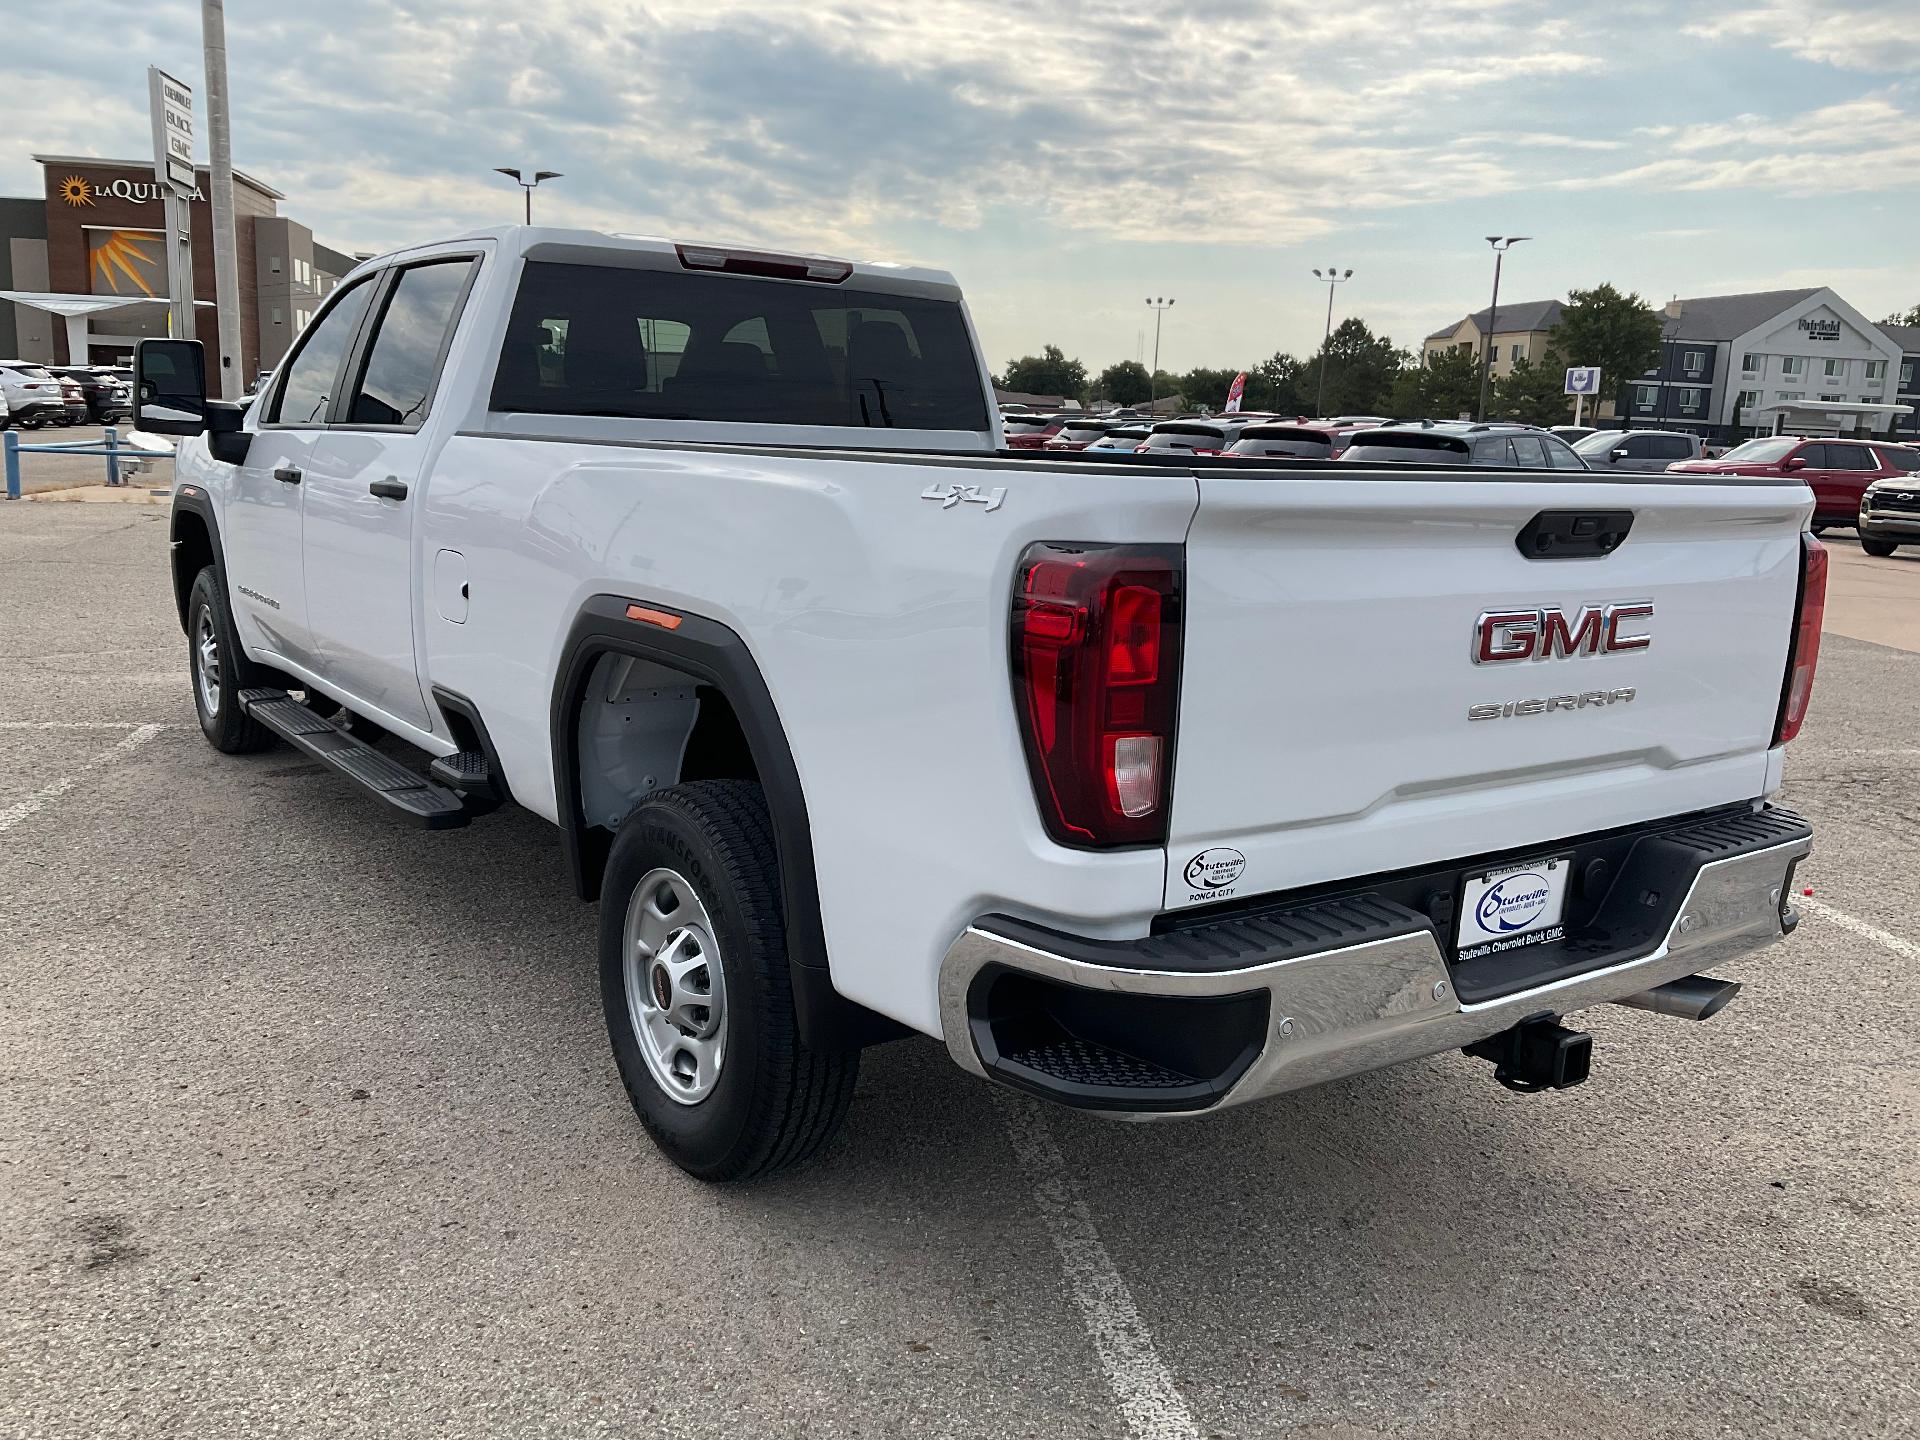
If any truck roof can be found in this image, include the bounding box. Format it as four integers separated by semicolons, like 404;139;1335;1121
363;226;964;301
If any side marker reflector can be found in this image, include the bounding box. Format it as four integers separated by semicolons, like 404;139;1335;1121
625;604;684;630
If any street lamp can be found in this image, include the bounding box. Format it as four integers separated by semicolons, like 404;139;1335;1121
1311;267;1353;418
1145;298;1174;408
495;167;563;225
1476;236;1530;421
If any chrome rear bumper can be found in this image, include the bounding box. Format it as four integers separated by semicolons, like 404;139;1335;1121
938;817;1811;1116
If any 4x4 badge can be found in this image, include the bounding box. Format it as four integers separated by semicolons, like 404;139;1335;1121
921;482;1006;513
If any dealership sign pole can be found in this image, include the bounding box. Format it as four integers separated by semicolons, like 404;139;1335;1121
202;1;244;399
148;66;196;346
1564;365;1602;428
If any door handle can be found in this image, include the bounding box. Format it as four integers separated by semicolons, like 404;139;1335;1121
369;478;409;500
273;467;302;484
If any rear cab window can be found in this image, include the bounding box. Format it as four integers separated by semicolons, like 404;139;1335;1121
491;261;990;431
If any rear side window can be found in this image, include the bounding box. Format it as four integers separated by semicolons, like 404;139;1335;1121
271;277;375;425
492;261;989;430
347;259;475;427
1828;444;1876;471
1654;435;1695;460
1880;447;1920;472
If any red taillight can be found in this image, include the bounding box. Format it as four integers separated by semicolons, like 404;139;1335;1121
1773;533;1827;746
1011;544;1182;846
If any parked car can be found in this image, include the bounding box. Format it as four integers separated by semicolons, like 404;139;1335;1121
49;365;133;422
1135;420;1229;455
1572;430;1706;473
53;374;89;424
1081;424;1153;453
1042;418;1115;451
1002;414;1065;449
1669;436;1913;532
1340;422;1590;469
1551;425;1598;446
0;361;72;428
140;225;1820;1182
0;388;10;430
1851;446;1920;556
1224;423;1338;460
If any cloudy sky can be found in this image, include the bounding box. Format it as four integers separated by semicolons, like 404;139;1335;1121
6;0;1916;374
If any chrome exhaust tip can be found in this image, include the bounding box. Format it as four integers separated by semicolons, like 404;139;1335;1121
1614;974;1741;1021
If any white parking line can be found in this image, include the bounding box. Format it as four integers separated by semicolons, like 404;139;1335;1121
0;721;184;730
1800;896;1920;963
0;723;165;835
995;1092;1201;1440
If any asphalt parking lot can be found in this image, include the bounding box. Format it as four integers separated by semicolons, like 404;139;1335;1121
2;505;1915;1439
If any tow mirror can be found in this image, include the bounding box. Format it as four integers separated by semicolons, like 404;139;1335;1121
134;338;209;435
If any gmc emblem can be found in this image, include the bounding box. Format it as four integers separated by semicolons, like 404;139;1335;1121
1474;603;1653;663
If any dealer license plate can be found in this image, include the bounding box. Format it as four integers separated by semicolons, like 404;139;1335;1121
1456;856;1569;961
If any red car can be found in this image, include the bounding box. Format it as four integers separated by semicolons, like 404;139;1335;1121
1043;418;1116;451
1003;415;1066;449
1669;436;1914;532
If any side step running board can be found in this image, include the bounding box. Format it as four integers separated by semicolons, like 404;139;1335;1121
238;688;471;829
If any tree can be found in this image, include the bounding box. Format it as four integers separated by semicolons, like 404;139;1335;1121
1389;346;1480;420
998;345;1087;400
1096;360;1151;405
1549;284;1663;413
1882;305;1920;327
1173;367;1241;412
1299;318;1409;415
1252;352;1305;415
1490;357;1573;426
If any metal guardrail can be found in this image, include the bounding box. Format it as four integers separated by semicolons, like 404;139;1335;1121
3;426;171;499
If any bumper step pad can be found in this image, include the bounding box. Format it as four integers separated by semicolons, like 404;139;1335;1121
238;689;471;830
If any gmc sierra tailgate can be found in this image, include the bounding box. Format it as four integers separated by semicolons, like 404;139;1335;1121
1165;470;1811;911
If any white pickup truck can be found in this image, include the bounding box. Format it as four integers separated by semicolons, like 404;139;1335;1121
137;226;1823;1180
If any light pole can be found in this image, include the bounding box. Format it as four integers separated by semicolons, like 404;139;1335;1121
1476;236;1530;421
1311;267;1352;417
1145;298;1174;408
495;167;563;225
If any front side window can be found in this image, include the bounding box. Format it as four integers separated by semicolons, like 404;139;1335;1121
1547;438;1586;470
1795;444;1829;468
1471;436;1515;465
1508;434;1549;467
492;261;990;430
347;259;476;426
270;277;375;425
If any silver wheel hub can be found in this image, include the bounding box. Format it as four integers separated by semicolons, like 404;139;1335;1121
623;867;727;1105
194;607;222;717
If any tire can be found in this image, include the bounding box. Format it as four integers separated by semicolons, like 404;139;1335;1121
1861;536;1900;557
1809;522;1828;536
186;567;275;754
599;780;858;1181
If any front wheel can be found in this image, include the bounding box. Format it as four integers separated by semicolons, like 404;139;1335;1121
1861;536;1900;557
186;567;274;754
599;780;858;1181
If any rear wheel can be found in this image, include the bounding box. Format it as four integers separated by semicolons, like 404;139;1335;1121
599;780;858;1181
186;567;274;754
1861;536;1900;557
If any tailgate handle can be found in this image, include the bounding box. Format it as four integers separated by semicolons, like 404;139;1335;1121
1517;510;1634;559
